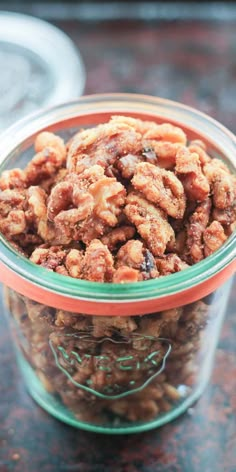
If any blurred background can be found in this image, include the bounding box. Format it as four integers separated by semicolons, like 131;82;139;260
0;1;236;132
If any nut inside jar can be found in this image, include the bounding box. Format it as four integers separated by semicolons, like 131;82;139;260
4;286;227;424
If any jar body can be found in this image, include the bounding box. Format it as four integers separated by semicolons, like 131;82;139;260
0;94;235;433
3;279;233;434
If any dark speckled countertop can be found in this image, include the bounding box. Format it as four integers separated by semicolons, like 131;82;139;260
0;4;236;471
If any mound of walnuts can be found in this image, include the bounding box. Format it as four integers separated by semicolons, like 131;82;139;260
0;115;235;281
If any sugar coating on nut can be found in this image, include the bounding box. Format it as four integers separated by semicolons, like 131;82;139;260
175;147;210;202
125;191;175;256
132;162;186;218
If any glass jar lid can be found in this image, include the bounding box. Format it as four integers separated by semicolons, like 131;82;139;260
0;12;86;131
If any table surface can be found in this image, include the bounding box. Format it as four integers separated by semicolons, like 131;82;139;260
0;5;236;472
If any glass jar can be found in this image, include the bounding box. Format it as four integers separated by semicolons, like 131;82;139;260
0;12;86;132
0;94;235;434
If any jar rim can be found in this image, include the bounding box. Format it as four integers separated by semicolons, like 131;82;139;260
0;93;235;313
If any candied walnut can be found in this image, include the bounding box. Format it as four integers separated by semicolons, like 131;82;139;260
67;164;105;188
30;245;67;270
28;186;56;242
48;180;93;223
213;175;235;210
110;116;186;152
125;191;175;256
101;226;135;251
132;162;186;218
0;210;26;237
65;249;83;278
203;221;227;257
116;240;158;279
176;147;210;201
204;158;230;181
67;120;142;175
28;186;47;220
116;240;144;268
188;141;211;166
155;254;189;275
34;131;66;160
113;266;140;283
143;122;187;145
25;146;66;186
80;239;114;282
47;166;126;244
186;198;212;263
76;215;110;245
204;159;235;210
89;175;126;226
0;168;26;190
0;189;26;216
110;115;149;134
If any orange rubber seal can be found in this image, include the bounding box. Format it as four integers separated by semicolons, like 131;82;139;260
0;260;235;316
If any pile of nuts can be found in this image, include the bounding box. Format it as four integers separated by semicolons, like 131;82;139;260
0;116;235;282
